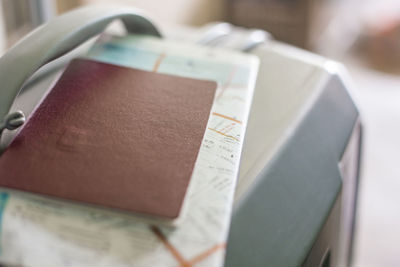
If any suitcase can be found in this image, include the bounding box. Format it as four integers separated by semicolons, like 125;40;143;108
0;6;361;267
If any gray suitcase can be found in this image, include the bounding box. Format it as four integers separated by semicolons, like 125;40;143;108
0;8;361;267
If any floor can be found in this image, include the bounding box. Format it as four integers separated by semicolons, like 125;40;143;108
348;65;400;267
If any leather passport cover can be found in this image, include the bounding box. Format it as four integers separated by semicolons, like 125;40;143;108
0;58;217;219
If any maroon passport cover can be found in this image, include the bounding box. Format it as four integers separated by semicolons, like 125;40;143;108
0;58;216;219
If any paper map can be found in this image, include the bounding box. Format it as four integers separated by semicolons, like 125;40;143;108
0;35;258;267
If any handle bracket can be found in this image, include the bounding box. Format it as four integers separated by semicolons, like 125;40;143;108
0;6;161;147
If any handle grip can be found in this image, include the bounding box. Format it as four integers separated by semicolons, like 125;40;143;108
0;5;161;139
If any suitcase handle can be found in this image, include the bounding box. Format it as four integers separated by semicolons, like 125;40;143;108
0;5;161;142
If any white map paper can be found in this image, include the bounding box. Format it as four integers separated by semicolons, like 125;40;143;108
0;35;258;267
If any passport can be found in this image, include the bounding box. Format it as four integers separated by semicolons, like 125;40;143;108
0;58;217;219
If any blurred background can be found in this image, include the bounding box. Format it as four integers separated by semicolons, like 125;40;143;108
0;0;399;266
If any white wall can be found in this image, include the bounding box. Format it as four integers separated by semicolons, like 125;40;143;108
0;2;7;55
80;0;225;26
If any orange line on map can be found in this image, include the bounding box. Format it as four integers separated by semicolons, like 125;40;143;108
216;67;236;100
151;226;189;266
150;226;226;267
188;243;226;265
220;123;234;134
231;96;245;102
208;127;240;141
153;53;166;72
212;112;242;124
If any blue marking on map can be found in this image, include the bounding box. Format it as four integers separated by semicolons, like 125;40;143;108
86;39;245;86
87;43;158;71
0;192;9;254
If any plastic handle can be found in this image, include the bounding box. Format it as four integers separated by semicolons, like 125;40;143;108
0;5;161;138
